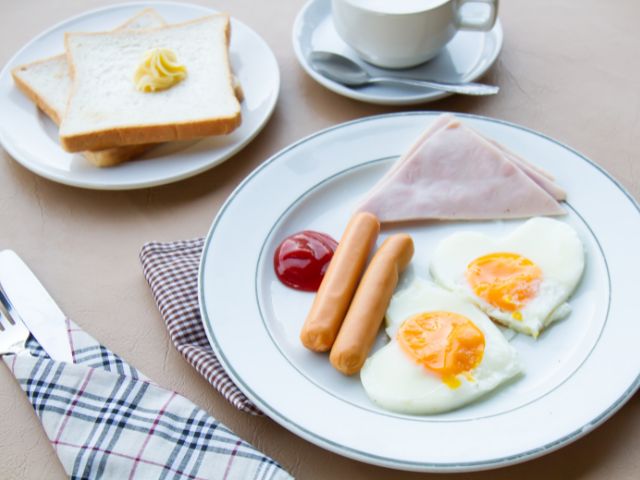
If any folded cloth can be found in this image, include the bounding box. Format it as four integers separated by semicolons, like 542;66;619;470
2;319;291;480
140;239;260;415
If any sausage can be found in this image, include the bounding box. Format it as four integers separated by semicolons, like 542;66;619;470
300;212;380;352
329;233;414;375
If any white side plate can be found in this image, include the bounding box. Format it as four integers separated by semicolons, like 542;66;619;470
199;112;640;472
0;1;279;190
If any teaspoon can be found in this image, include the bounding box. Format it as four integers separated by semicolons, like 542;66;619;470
309;51;499;96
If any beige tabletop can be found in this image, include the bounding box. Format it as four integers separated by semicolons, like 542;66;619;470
1;0;640;478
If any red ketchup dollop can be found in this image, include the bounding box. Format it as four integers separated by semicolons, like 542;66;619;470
274;230;338;291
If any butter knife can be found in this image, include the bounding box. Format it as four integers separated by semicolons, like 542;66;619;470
0;250;74;363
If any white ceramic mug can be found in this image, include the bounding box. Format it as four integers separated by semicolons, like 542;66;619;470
331;0;499;69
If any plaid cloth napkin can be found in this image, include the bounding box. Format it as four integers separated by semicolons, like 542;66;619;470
140;239;260;414
2;319;291;480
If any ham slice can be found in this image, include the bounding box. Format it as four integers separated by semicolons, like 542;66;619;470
497;147;566;201
357;117;565;222
360;114;454;207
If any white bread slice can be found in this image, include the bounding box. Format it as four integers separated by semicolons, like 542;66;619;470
12;9;166;166
60;15;241;153
13;54;70;125
12;10;243;167
12;9;166;124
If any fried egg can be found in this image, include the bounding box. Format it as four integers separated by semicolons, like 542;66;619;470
430;217;585;338
360;279;521;414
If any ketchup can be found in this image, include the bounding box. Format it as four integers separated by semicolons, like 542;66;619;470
274;230;338;291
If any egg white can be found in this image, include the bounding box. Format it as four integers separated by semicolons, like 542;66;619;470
430;217;585;338
360;279;521;414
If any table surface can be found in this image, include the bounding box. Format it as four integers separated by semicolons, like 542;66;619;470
1;0;639;478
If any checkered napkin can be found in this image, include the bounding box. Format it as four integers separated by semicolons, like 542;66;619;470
140;239;260;415
2;320;291;480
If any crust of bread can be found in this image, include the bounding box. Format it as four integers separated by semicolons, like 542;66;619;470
120;8;165;29
83;143;156;167
11;56;65;125
232;76;244;102
60;14;241;153
61;115;241;152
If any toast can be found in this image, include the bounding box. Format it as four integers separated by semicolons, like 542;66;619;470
59;15;241;153
11;9;166;167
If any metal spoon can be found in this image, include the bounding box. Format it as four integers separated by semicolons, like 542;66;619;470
309;51;499;96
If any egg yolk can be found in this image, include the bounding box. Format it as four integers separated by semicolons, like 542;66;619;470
397;311;485;389
466;253;542;317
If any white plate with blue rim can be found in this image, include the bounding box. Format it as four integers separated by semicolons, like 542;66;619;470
199;111;640;472
0;1;279;190
292;0;502;105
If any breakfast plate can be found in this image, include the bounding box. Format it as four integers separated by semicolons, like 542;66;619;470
0;1;279;190
292;0;503;105
199;112;640;472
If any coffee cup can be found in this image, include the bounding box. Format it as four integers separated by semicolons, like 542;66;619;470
331;0;499;69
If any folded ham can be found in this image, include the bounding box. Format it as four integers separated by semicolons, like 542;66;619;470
357;115;565;222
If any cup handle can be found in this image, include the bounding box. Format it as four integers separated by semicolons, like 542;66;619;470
455;0;499;31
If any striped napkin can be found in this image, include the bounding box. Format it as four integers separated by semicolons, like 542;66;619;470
2;320;291;479
140;239;260;414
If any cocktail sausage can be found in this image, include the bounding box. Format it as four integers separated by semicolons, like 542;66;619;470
300;212;380;352
329;233;414;375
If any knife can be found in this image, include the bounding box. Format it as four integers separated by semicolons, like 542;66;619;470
0;250;74;363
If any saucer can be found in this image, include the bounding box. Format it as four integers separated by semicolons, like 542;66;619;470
292;0;503;106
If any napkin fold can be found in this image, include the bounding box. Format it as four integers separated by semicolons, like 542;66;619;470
2;319;291;480
140;239;260;414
